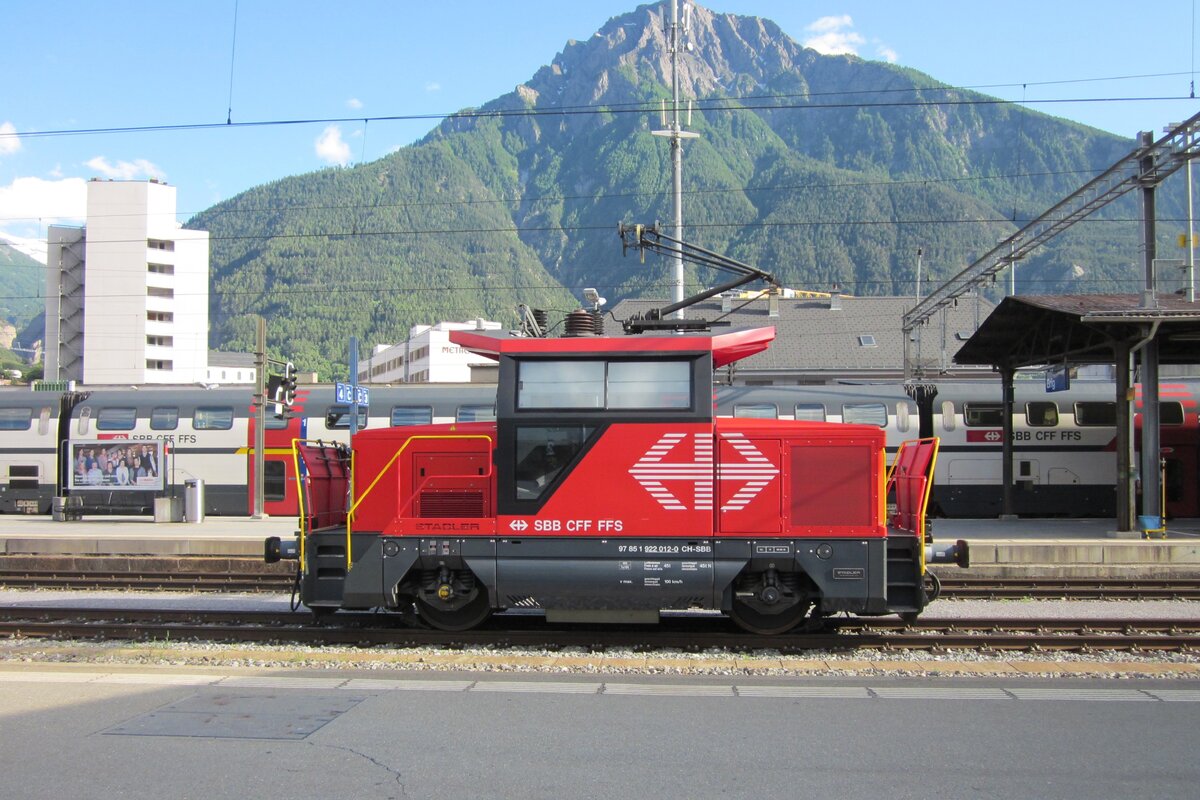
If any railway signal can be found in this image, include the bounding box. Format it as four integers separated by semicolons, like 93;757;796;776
281;362;297;407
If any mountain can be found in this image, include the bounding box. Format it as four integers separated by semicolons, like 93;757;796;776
189;2;1152;380
0;236;46;342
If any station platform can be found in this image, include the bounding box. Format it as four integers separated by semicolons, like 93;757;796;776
0;514;1198;579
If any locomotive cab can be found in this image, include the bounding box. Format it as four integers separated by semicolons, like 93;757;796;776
270;325;950;634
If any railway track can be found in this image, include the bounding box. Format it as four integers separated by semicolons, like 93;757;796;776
0;606;1197;653
4;570;1200;600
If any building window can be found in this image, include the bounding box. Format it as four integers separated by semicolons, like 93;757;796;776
146;335;173;347
147;286;174;298
857;334;877;347
147;311;174;323
147;263;175;274
146;359;173;371
147;239;175;251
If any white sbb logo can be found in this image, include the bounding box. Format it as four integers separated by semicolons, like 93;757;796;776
628;432;778;512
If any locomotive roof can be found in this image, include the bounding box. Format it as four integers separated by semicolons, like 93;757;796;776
450;326;775;368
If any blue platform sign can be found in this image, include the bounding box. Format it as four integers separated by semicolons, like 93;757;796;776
335;382;370;406
1045;365;1070;393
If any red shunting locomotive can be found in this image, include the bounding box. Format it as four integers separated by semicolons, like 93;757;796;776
266;324;967;634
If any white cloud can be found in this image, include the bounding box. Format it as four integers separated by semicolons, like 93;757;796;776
0;121;21;156
315;125;351;165
803;16;864;56
347;97;363;110
85;156;164;180
806;15;854;34
0;175;88;232
804;16;896;63
425;82;441;92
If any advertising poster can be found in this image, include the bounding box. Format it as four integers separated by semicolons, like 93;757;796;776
69;440;164;492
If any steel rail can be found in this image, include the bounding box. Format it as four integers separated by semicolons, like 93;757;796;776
7;571;1200;600
1;606;1197;653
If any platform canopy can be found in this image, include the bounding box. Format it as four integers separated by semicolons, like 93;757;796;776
953;294;1200;369
451;326;776;368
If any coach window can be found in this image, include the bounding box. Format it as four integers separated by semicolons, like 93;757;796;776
0;407;32;431
514;425;594;500
1161;401;1185;425
97;407;137;431
391;406;433;426
150;406;179;431
964;403;1004;427
734;403;778;419
608;361;690;409
1075;401;1116;426
193;406;234;430
457;404;496;422
794;403;826;422
325;404;369;430
263;461;286;501
518;361;604;409
1026;402;1059;427
7;464;39;490
843;402;887;427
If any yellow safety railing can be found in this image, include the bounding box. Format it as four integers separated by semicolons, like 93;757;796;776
886;437;940;573
342;434;494;572
292;438;352;573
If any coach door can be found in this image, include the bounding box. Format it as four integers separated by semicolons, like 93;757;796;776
249;412;307;516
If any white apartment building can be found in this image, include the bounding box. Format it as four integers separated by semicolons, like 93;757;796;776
45;179;210;385
358;319;503;384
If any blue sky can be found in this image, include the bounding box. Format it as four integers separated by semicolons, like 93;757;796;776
3;0;1199;251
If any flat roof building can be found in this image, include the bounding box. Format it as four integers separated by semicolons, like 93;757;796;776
358;319;503;384
46;179;210;385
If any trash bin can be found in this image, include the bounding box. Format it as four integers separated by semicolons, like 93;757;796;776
184;478;205;523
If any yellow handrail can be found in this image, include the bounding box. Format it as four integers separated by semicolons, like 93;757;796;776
292;438;351;574
343;434;494;571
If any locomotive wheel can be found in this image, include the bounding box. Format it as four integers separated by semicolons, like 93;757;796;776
729;598;813;636
415;587;492;632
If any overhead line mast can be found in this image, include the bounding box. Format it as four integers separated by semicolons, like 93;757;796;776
651;0;700;318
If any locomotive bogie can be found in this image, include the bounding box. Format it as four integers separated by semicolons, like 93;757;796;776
282;528;898;632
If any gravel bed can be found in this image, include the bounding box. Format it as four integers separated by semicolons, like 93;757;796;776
1;589;1198;678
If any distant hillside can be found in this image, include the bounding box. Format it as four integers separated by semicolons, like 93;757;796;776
190;2;1157;380
0;241;45;362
